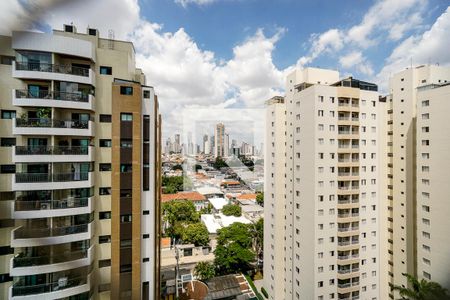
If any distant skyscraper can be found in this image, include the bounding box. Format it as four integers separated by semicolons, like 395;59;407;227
224;133;230;157
203;134;210;154
174;133;181;153
214;123;225;158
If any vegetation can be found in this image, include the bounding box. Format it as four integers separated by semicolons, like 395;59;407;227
256;193;264;206
391;273;450;300
162;175;192;194
171;164;183;171
214;222;255;274
194;261;216;282
261;287;269;299
244;274;263;300
222;204;242;217
213;156;228;169
199;203;213;214
162;200;199;240
249;218;264;266
182;223;210;246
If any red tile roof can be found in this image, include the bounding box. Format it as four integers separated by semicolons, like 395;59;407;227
161;191;206;203
237;193;257;200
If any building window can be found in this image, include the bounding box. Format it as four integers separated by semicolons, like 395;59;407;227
0;273;12;283
99;114;112;123
99;211;111;219
0;56;14;65
1;110;16;119
99;139;112;147
121;214;132;223
100;66;112;75
120;239;132;248
143;90;150;98
99;163;111;171
422;100;429;107
99;187;111;195
143;210;150;215
143;257;150;262
0;246;14;255
121;113;133;121
120;164;132;173
120;86;133;95
99;259;111;267
0;165;15;174
143;234;150;239
0;138;16;147
120;139;132;148
99;235;111;244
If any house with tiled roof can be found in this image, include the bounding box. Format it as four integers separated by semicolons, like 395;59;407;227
161;191;208;211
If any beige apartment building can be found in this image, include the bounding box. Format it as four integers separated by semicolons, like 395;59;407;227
0;25;161;299
214;123;225;158
386;65;450;298
264;68;388;300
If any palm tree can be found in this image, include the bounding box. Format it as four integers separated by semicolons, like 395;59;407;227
391;273;450;300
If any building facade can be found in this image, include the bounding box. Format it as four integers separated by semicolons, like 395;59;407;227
0;25;161;299
214;123;225;158
265;68;387;300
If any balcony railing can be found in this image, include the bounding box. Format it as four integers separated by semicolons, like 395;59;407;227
13;223;89;239
15;172;89;183
13;249;89;268
12;274;88;296
15;146;88;155
338;268;359;274
15;118;89;129
15;62;90;77
338;240;359;246
338;227;359;232
15;197;89;211
15;89;90;102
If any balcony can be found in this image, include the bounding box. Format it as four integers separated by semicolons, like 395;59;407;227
10;246;94;276
13;197;93;219
13;89;94;111
337;281;360;294
12;146;94;163
11;223;93;247
12;118;94;137
12;62;95;86
10;273;91;299
13;171;93;191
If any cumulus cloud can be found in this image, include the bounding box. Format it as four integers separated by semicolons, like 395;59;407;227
298;29;343;66
175;0;217;7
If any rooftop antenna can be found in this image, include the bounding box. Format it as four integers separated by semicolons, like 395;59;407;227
108;29;115;50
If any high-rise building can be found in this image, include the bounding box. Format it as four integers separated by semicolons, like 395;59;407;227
224;133;230;158
203;134;210;155
264;68;387;300
214;123;225;158
174;134;181;153
0;25;161;299
386;65;450;298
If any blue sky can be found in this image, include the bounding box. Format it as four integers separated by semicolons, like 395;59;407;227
1;0;450;142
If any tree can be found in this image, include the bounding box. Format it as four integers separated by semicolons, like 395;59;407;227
256;193;264;206
182;223;210;246
194;164;202;172
391;273;450;300
213;157;228;169
199;203;213;214
222;204;242;217
162;176;193;193
171;164;183;171
162;200;199;240
214;222;255;275
194;262;215;281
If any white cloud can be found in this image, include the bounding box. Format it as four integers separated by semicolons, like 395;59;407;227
175;0;217;7
376;6;450;91
298;29;343;66
339;51;363;69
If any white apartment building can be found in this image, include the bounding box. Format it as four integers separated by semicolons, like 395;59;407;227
265;68;387;300
386;65;450;299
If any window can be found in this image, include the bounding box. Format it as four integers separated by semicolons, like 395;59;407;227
1;110;16;119
99;259;111;267
121;214;132;223
121;113;133;121
99;235;111;244
143;257;150;262
100;139;112;147
99;187;111;195
143;233;150;239
0;56;14;65
143;90;150;98
422;100;429;107
120;139;132;148
422;113;429;120
99;66;112;75
0;246;14;255
0;273;12;284
120;86;133;95
0;165;15;174
99;211;111;219
1;138;16;147
99;114;112;123
120;164;132;173
99;163;111;171
143;210;150;215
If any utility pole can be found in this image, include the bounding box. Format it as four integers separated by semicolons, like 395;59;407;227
175;244;180;299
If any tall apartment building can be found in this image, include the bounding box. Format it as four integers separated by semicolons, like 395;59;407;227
214;123;225;158
264;68;387;300
386;65;450;298
0;25;161;299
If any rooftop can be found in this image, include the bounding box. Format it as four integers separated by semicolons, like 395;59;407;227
208;197;229;210
331;76;378;91
161;191;206;202
201;214;252;234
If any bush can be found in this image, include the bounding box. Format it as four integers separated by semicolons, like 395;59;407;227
221;204;242;217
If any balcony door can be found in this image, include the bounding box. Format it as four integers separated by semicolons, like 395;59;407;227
28;84;48;98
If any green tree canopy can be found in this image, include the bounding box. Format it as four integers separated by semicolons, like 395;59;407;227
162;176;192;194
213;157;228;169
214;222;255;275
256;193;264;206
194;261;215;282
222;204;242;217
162;200;199;239
182;223;210;246
391;273;450;300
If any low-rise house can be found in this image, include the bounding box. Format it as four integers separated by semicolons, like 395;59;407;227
208;197;229;213
161;191;208;211
241;204;264;222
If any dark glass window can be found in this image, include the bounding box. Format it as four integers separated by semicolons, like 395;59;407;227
120;164;132;173
143;257;149;262
88;28;97;36
0;273;12;283
99;114;112;123
99;259;111;268
120;239;132;248
120;264;132;273
0;165;15;174
0;56;14;65
143;210;149;215
1;110;16;119
99;211;111;219
120;139;132;148
143;90;150;98
1;138;16;147
0;246;14;256
120;214;132;223
99;139;111;147
99;187;111;195
99;235;111;244
143;234;149;239
120;86;133;95
100;66;112;75
121;113;133;121
99;163;111;171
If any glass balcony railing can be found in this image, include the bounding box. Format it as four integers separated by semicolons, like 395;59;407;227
14;197;89;211
15;172;89;183
12;275;88;296
15;146;89;155
13;249;89;268
15;118;89;129
13;223;89;239
15;89;90;102
15;62;90;77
